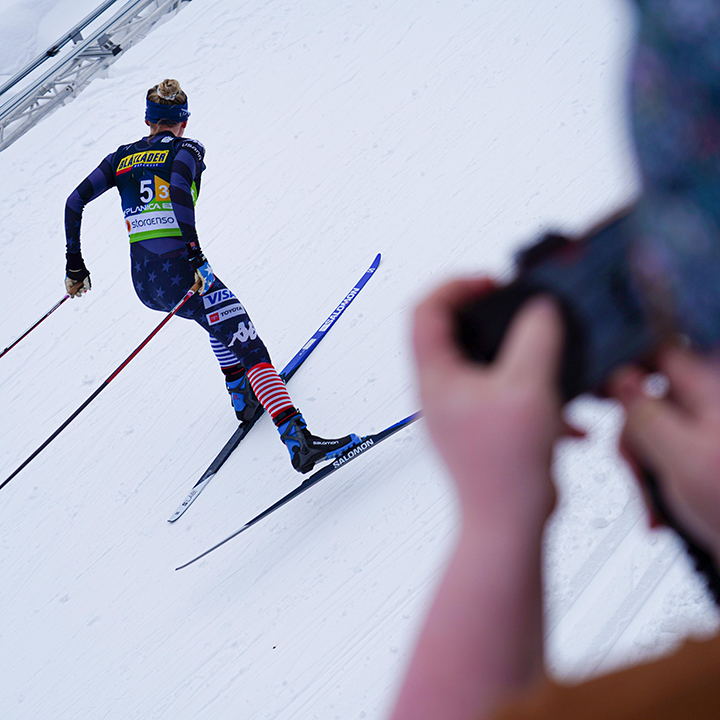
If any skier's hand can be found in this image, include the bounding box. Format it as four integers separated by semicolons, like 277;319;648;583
413;278;567;532
193;260;215;295
65;253;91;297
187;243;215;295
610;347;720;563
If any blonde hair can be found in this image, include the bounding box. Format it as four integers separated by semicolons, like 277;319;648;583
146;79;188;134
147;78;187;106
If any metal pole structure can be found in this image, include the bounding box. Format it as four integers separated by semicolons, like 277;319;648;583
0;0;123;99
0;0;193;152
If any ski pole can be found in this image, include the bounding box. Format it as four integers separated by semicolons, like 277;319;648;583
0;282;83;361
1;280;202;491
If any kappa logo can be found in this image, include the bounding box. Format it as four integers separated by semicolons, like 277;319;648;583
203;288;238;309
230;320;257;344
206;302;247;326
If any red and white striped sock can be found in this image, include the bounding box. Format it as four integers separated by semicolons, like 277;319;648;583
246;362;296;421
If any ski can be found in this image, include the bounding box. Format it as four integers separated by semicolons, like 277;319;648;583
175;411;421;570
168;253;382;522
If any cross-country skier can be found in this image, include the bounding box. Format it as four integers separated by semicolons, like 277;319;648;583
64;78;358;473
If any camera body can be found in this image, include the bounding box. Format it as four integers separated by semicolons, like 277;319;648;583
456;213;660;401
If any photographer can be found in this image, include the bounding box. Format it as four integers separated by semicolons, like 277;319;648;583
389;280;720;720
390;0;720;713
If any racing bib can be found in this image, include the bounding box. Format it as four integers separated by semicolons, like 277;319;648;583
113;137;201;243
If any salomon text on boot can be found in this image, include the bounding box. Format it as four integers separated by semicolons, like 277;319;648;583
275;408;359;474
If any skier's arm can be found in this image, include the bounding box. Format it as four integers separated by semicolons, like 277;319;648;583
65;154;115;255
169;139;203;247
64;154;114;295
390;279;565;720
170;140;214;293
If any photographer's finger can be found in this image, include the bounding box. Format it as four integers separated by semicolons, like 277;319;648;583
497;296;564;388
413;277;496;372
660;346;720;413
613;369;690;477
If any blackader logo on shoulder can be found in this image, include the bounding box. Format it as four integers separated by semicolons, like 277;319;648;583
116;150;170;174
332;438;375;469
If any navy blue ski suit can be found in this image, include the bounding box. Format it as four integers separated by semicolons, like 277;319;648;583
65;131;271;370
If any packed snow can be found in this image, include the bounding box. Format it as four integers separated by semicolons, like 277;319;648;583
1;1;718;718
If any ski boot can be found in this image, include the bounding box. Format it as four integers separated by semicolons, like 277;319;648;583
224;366;262;425
275;408;360;474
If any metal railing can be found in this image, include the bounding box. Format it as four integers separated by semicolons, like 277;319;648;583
0;0;192;152
0;0;124;99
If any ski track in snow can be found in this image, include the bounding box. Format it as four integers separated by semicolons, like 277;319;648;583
1;1;719;718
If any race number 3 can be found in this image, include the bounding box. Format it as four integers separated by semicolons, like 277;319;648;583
139;176;171;204
155;176;170;201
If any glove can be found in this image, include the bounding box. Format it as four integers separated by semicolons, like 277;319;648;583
187;242;215;295
65;252;91;297
194;261;215;295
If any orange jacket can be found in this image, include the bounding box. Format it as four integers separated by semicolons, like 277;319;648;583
493;634;720;720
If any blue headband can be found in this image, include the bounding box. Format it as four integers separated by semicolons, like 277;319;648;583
145;99;190;124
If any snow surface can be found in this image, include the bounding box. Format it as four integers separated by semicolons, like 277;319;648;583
1;1;719;718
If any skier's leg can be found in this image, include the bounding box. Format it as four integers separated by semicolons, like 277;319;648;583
129;245;264;423
210;338;358;471
133;248;357;470
209;336;261;424
199;295;359;470
244;363;360;474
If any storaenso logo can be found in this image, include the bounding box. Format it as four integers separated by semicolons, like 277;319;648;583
319;288;360;332
128;215;175;229
332;438;375;469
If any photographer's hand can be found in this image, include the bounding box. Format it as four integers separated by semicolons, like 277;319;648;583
414;278;564;530
611;347;720;567
391;278;567;720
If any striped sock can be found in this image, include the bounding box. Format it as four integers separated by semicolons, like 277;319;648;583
209;336;239;369
246;362;295;420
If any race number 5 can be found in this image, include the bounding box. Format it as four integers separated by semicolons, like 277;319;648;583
139;178;154;203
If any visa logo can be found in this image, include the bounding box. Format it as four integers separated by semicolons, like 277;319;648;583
203;288;237;308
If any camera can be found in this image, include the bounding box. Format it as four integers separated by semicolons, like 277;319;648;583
456;211;659;401
454;207;720;603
